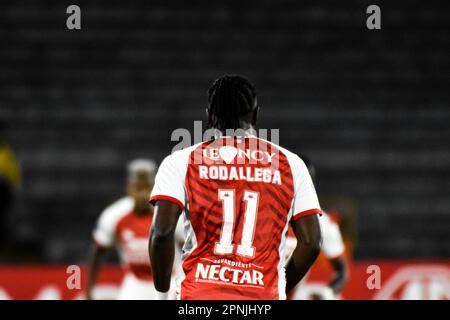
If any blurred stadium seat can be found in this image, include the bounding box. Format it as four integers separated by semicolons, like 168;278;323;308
0;0;448;263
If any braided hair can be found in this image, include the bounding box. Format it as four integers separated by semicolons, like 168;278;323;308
207;74;257;132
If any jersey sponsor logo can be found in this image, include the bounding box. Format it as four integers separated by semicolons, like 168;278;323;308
203;146;277;164
198;165;282;185
121;229;151;266
194;258;265;288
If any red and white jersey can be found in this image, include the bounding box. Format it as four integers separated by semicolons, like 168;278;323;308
93;197;153;281
150;135;321;300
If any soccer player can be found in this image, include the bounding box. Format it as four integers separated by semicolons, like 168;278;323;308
149;75;322;300
86;159;157;300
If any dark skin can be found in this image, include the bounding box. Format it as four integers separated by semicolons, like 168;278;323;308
309;257;348;300
303;164;349;295
286;218;348;298
149;200;182;292
150;109;323;295
86;174;153;300
285;215;322;293
85;245;107;300
328;256;349;293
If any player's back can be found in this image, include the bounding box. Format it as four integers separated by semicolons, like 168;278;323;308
150;135;321;300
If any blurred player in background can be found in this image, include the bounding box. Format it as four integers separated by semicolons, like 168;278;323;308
286;156;349;300
149;75;322;300
86;159;157;300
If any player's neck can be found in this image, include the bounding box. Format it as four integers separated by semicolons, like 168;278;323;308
133;204;152;216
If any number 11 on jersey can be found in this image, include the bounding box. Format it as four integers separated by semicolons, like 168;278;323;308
215;189;259;258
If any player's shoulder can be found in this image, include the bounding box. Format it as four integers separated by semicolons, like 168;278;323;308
98;196;134;225
161;142;204;165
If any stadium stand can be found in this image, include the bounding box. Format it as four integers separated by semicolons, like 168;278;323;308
0;0;448;261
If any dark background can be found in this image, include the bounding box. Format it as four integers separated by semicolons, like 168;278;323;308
0;0;448;262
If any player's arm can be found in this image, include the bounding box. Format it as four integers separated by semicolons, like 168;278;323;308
85;243;108;300
149;199;182;298
285;214;322;293
328;256;349;293
320;215;349;294
87;203;120;300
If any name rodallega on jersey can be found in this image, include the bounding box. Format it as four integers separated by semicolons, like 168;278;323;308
198;145;282;184
198;165;282;185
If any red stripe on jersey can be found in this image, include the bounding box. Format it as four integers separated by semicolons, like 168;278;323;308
187;178;219;201
292;208;322;221
149;195;184;210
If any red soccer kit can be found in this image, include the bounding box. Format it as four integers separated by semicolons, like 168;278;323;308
93;197;153;280
150;135;321;300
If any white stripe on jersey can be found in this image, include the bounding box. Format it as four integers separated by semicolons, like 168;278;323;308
277;213;291;300
176;210;198;300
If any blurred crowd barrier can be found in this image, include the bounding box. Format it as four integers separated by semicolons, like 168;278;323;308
0;261;448;300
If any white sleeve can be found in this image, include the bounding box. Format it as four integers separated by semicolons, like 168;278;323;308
149;152;187;209
289;155;321;220
93;213;115;248
92;197;133;248
320;215;345;259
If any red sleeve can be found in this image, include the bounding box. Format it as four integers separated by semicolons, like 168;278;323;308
291;208;322;221
149;195;185;210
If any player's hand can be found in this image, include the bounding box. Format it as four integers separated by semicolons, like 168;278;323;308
329;274;343;294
